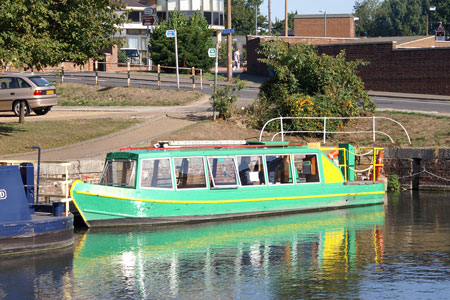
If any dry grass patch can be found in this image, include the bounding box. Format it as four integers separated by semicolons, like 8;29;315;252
0;118;141;155
56;83;202;106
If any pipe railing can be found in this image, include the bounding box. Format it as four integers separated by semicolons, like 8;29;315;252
259;116;411;144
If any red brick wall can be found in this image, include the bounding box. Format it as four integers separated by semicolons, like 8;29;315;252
247;36;450;95
318;42;450;95
294;17;355;38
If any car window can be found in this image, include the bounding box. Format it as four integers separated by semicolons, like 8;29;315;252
0;78;11;89
17;78;31;88
29;77;52;87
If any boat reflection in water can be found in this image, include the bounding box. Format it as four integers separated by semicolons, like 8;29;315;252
73;205;385;299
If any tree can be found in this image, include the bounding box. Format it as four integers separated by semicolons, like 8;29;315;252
150;11;214;70
271;11;297;36
0;0;127;70
249;40;374;133
354;0;449;37
225;0;267;35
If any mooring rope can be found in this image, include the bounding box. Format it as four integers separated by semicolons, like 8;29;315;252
397;168;450;182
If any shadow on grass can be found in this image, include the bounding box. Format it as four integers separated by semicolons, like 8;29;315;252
0;123;25;136
98;86;115;92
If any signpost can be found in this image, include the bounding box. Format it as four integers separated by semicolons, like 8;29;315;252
212;43;219;120
166;30;179;90
143;7;158;71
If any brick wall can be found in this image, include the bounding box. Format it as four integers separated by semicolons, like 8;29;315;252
318;42;450;95
247;36;450;95
294;17;355;38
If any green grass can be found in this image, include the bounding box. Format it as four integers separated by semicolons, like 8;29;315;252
0;118;141;155
56;83;202;106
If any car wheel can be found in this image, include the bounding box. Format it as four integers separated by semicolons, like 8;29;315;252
13;101;30;117
34;107;52;115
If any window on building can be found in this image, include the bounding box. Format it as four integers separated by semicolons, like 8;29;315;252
174;157;207;189
237;155;266;186
140;158;173;189
128;11;141;22
293;154;320;183
266;155;293;184
100;159;136;187
208;157;238;187
192;0;202;10
168;0;177;10
127;36;140;50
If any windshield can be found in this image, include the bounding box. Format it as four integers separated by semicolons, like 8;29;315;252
100;159;136;187
29;76;52;87
124;49;139;58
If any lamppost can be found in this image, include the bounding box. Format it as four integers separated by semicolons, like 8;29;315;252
427;6;436;36
319;9;327;37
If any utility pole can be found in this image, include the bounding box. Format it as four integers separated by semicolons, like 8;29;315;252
227;0;232;82
284;0;288;37
268;0;271;34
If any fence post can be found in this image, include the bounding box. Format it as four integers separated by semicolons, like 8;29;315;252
157;64;161;89
192;67;195;90
95;60;98;86
61;63;64;83
372;116;376;142
323;117;327;144
127;62;131;87
200;68;203;90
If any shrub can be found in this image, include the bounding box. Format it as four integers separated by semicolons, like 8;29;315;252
249;40;375;134
387;174;401;192
211;79;245;120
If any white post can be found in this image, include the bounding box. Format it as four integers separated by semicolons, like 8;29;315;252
147;25;151;71
127;62;131;87
372;116;376;142
95;60;98;85
175;30;180;90
213;42;219;120
280;117;284;142
323;117;327;144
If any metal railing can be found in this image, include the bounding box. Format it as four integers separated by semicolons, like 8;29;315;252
259;116;411;144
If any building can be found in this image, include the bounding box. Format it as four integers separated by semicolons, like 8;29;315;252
116;0;225;63
293;14;356;38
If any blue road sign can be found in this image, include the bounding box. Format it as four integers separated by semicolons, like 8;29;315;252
221;29;235;34
166;30;176;37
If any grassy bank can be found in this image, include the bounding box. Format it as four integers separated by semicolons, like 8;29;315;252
0;118;141;155
165;111;450;148
56;83;202;106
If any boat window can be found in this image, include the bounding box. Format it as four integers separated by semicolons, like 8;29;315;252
237;155;265;186
174;157;207;189
266;155;293;184
293;154;320;183
207;157;238;188
140;158;173;189
100;159;136;187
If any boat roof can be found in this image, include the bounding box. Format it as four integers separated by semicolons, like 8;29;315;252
108;140;318;160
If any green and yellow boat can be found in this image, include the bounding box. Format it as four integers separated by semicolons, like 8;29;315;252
70;140;386;227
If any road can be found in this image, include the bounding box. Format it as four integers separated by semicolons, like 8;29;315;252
43;73;450;116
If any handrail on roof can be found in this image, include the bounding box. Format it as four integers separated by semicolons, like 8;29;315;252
259;116;411;144
120;142;305;152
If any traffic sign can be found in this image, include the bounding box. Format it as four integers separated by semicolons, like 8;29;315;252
144;7;156;15
143;15;157;26
208;48;217;57
221;29;235;34
166;30;176;37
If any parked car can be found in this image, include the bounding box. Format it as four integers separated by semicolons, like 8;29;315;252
0;74;57;116
120;48;140;65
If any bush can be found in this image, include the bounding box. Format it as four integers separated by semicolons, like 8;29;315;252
249;40;375;134
387;174;401;192
211;79;245;119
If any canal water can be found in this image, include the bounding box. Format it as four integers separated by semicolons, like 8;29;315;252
1;191;450;300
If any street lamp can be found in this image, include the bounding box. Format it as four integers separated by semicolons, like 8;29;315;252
319;9;327;37
427;6;436;36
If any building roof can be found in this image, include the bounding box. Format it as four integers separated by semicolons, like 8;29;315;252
294;14;354;19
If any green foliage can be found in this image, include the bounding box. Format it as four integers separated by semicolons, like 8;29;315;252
387;174;401;192
211;79;245;119
150;11;214;71
250;40;374;133
354;0;448;37
0;0;127;70
226;0;267;35
118;49;128;64
270;11;297;36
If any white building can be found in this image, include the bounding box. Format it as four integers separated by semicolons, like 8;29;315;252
116;0;225;62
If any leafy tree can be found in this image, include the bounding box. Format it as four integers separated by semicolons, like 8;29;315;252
271;11;297;36
249;40;374;133
0;0;127;70
354;0;449;37
225;0;267;35
150;11;214;70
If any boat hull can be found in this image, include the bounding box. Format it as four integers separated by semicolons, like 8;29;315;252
71;181;385;228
